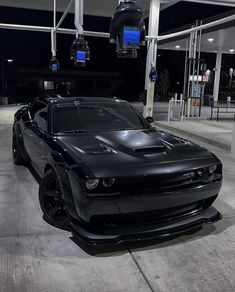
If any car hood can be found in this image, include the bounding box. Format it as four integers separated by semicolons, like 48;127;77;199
57;129;217;178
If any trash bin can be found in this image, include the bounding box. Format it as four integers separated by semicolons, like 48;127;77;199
204;95;214;106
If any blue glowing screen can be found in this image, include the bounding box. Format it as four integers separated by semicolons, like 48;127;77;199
123;28;140;46
51;63;58;71
151;74;157;81
76;51;86;61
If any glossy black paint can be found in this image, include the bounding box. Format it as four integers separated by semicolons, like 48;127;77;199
13;96;223;244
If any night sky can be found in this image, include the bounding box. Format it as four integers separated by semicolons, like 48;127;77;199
0;1;234;94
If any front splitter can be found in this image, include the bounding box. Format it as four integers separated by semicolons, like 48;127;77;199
70;206;222;246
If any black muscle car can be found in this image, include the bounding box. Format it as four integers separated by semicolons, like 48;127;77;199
12;95;222;244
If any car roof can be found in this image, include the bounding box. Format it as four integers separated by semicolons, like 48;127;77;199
37;95;127;105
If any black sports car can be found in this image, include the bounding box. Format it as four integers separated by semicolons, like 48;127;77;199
12;95;222;244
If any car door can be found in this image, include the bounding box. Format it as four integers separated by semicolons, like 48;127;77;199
31;103;50;176
21;101;48;176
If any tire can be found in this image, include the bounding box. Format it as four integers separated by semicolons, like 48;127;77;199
12;130;26;165
39;169;70;230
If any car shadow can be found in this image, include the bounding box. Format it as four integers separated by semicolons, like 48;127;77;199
26;163;235;257
69;225;203;257
27;163;41;184
70;199;235;256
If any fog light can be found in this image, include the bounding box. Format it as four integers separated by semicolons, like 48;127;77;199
103;178;116;188
209;165;217;174
86;179;99;190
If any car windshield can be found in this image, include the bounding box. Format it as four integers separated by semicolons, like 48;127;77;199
52;102;150;133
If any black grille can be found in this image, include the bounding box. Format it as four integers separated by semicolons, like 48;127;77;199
113;172;222;194
90;196;217;227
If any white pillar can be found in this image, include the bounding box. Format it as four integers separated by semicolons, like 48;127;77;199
143;0;160;118
213;50;222;102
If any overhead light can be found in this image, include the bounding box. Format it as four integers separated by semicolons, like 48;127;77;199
229;49;235;53
7;59;14;63
175;45;180;49
207;38;214;43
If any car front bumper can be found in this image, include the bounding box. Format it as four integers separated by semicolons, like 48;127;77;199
78;180;222;222
70;206;222;245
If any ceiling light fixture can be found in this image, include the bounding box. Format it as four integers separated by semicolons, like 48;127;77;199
229;49;235;53
175;45;180;49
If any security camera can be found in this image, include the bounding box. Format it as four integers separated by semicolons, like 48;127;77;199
109;0;146;59
70;34;90;67
49;57;60;72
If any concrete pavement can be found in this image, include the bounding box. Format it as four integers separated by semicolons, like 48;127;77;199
0;105;235;292
157;119;233;151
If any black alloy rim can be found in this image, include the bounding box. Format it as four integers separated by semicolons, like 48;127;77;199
13;135;17;160
43;176;68;222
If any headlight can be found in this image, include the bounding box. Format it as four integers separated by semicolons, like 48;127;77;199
86;179;99;190
197;169;206;177
209;165;217;174
103;178;116;188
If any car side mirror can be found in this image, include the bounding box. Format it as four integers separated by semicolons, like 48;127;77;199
24;120;37;128
146;116;154;124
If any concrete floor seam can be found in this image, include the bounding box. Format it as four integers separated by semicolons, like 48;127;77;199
0;232;68;239
124;242;155;292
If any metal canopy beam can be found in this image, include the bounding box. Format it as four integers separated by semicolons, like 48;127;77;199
186;0;235;7
148;14;235;41
55;0;74;31
0;23;110;38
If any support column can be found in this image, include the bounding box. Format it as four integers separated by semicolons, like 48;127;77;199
51;0;57;57
143;0;160;118
213;50;222;102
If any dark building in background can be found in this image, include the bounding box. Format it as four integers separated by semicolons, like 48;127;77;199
5;66;143;103
0;2;234;103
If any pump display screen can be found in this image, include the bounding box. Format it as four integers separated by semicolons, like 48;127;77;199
151;73;157;81
76;51;86;62
152;75;157;81
123;28;140;46
51;63;58;72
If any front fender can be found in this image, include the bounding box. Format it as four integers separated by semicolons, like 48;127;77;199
13;122;30;163
45;153;85;221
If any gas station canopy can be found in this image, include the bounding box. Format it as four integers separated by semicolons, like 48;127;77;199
158;10;235;54
0;0;179;17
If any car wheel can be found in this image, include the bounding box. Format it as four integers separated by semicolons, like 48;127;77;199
12;131;26;165
39;169;70;230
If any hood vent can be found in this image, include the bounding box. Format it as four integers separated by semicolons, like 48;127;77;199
134;145;165;154
84;145;116;155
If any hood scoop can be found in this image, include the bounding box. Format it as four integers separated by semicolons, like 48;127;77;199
83;144;116;155
134;145;165;154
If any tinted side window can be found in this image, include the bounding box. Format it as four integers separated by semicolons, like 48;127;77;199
29;101;45;119
21;112;30;123
30;101;48;132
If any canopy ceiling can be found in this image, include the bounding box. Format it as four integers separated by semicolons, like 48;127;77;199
0;0;178;17
0;0;233;18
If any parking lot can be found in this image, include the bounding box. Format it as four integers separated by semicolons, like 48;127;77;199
0;105;235;292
